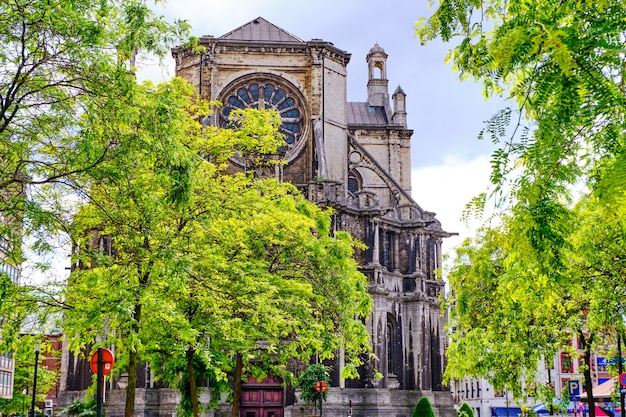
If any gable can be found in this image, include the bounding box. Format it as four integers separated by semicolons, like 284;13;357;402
219;17;304;43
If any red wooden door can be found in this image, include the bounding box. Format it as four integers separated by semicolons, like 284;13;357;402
240;377;284;417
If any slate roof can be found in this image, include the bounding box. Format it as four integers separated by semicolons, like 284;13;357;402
346;102;388;126
219;17;304;43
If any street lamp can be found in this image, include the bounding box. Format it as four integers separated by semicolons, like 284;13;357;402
30;344;40;417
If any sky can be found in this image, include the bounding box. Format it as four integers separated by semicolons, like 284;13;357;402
135;0;505;257
24;0;505;283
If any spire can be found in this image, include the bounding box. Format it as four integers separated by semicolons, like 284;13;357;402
392;85;407;127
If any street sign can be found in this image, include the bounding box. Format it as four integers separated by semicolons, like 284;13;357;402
90;348;115;375
568;380;581;401
620;373;626;387
315;381;327;393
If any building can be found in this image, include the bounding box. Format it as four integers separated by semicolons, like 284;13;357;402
172;17;455;417
60;17;456;417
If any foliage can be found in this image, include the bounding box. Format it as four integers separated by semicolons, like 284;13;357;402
417;0;626;206
0;0;190;266
458;402;474;417
58;399;97;417
296;364;330;404
0;335;58;416
417;0;626;410
60;77;372;417
412;397;435;417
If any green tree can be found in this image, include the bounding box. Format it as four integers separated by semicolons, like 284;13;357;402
0;0;190;264
416;0;626;206
0;333;57;416
412;397;435;417
458;402;474;417
417;2;626;414
61;77;371;417
296;364;330;406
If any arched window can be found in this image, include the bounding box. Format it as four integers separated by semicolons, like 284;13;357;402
386;314;399;376
347;170;362;194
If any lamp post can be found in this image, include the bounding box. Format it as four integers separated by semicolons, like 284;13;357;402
30;344;40;417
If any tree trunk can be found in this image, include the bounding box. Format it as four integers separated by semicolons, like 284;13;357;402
579;330;595;417
187;347;200;417
231;352;243;417
125;302;142;417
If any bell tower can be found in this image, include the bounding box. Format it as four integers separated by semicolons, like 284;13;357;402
366;44;389;110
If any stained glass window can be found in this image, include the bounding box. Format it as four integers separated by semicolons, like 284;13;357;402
220;77;306;163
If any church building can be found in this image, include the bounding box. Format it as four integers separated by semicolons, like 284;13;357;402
59;17;455;417
171;17;455;417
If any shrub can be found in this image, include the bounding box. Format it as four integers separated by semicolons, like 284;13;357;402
458;402;474;417
412;397;435;417
296;363;330;404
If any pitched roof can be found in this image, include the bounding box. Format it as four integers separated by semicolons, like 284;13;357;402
346;102;388;126
219;17;304;42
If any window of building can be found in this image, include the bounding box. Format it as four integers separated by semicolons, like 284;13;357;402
219;76;307;164
386;314;399;377
347;170;362;194
561;353;573;373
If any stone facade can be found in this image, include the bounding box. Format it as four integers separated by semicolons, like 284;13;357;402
58;17;456;417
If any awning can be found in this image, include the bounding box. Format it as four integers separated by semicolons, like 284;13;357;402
492;407;523;417
532;404;552;414
581;377;618;401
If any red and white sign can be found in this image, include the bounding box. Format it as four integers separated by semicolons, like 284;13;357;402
90;348;115;375
315;381;327;393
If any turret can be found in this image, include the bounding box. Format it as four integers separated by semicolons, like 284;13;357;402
392;85;407;127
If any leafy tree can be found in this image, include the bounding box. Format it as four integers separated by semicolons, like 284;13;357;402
417;2;626;415
0;0;190;265
61;77;371;417
458;402;474;417
416;0;626;206
412;397;435;417
0;334;57;416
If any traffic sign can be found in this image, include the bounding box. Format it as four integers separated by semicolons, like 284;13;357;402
568;380;580;401
315;381;327;393
90;348;115;375
620;373;626;387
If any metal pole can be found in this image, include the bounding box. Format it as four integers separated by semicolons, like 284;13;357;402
618;334;625;417
97;348;103;417
30;345;40;417
505;390;509;417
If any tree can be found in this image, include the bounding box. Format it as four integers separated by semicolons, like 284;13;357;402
416;0;626;207
61;77;372;417
412;397;435;417
0;333;57;416
417;2;626;414
0;0;190;264
296;363;330;413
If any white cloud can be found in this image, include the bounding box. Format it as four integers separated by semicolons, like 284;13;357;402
412;155;493;258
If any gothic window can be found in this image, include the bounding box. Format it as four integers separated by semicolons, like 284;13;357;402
219;75;308;164
347;170;362;194
386;314;399;377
